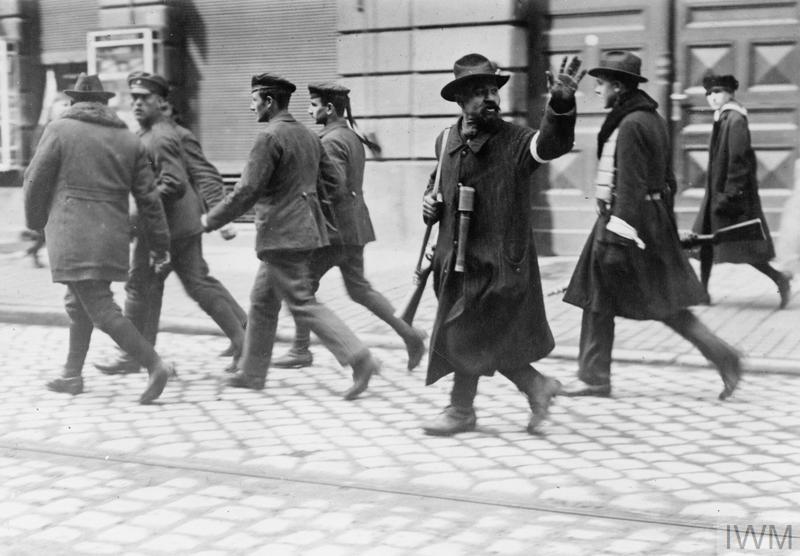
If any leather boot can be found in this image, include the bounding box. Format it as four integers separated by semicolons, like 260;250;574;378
272;347;314;369
343;352;380;400
558;378;611;397
226;370;265;390
778;272;792;310
717;353;742;401
139;360;172;404
526;375;562;434
403;328;428;371
422;405;477;436
46;376;84;395
95;354;140;375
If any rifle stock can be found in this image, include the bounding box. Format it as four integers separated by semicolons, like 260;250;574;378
399;241;434;325
680;218;765;249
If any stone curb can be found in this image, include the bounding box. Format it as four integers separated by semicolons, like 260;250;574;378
3;304;798;376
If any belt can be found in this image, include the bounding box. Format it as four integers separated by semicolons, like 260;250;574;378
645;192;662;201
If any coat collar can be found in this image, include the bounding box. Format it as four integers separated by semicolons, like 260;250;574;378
60;102;128;128
714;101;747;121
319;119;348;138
266;111;296;126
447;117;495;155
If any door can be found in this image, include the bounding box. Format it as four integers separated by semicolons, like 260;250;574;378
671;0;800;230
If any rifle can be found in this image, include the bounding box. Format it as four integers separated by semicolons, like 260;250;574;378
398;127;450;325
680;218;765;248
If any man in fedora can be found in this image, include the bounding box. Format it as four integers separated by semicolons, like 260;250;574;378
202;73;380;399
561;51;741;400
23;73;174;403
420;53;584;436
271;82;427;372
95;72;246;376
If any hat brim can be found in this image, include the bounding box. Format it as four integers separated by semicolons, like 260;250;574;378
441;73;510;102
64;90;116;100
587;67;648;83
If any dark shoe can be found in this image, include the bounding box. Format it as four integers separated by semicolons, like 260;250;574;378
271;348;313;369
404;328;428;371
717;354;742;401
422;406;477;436
139;361;172;404
343;353;380;400
558;379;611;397
94;357;140;375
219;342;237;357
778;273;792;310
223;359;239;374
46;376;84;395
226;370;265;390
526;376;562;434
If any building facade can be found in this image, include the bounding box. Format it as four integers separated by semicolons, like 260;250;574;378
1;0;798;253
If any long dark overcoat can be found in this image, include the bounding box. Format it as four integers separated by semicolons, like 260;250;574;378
205;112;332;257
22;102;169;283
691;102;774;263
425;106;575;385
563;105;707;320
319;120;376;247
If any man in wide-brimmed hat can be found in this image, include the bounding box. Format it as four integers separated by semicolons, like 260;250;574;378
561;51;742;401
95;71;247;377
270;81;427;372
202;72;381;400
23;73;174;403
419;53;585;436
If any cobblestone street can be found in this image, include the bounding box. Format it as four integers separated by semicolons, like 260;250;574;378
2;323;800;555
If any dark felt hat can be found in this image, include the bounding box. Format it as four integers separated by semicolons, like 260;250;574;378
127;72;169;97
308;81;350;98
702;73;739;93
251;73;296;94
440;53;510;102
587;51;648;83
64;73;115;100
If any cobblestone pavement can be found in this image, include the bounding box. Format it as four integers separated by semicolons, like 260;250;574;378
3;323;800;555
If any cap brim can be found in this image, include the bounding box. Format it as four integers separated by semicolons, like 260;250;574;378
587;67;648;83
129;85;154;95
440;73;510;102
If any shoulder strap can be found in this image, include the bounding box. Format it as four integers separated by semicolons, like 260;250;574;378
431;127;451;200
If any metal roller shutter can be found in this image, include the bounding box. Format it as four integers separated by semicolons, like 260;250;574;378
38;0;97;64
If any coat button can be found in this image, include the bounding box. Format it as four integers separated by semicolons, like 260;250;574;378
461;149;468;156
301;192;308;199
351;191;357;197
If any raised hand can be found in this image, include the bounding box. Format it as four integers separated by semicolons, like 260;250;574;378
546;56;586;111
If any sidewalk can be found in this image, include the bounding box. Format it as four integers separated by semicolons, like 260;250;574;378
1;226;797;375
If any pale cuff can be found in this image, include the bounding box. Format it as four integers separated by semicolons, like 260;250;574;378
607;216;646;249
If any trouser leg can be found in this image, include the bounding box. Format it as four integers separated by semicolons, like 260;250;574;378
578;308;614;385
662;309;738;369
72;280;159;369
699;245;713;292
238;261;282;377
498;365;542;395
273;250;368;367
450;372;479;409
291;246;339;351
63;285;93;377
171;234;245;354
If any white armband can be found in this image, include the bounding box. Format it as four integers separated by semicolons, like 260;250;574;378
529;132;548;164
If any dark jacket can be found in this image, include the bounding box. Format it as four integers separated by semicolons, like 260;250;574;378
205;111;333;257
138;117;204;241
564;91;707;320
23;102;169;283
319;120;376;246
172;122;225;211
691;102;774;263
425;105;576;385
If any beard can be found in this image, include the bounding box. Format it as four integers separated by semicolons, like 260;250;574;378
462;102;501;137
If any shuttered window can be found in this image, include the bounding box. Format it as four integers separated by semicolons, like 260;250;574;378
38;0;97;64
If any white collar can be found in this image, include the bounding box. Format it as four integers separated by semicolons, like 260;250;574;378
714;101;748;122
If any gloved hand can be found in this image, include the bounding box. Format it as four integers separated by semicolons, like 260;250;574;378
546;56;587;113
150;250;172;279
219;223;237;240
423;193;442;225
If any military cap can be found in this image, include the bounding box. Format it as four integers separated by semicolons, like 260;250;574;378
702;73;739;94
308;82;350;98
251;73;296;94
127;72;169;97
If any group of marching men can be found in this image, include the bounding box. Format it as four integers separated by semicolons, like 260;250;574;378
22;50;791;436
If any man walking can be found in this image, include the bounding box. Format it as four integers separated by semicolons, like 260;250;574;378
203;73;380;399
561;51;741;400
271;82;426;371
420;53;584;436
95;72;245;375
23;73;173;404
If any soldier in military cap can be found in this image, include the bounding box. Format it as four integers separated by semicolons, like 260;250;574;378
95;72;246;376
270;82;426;371
203;73;381;399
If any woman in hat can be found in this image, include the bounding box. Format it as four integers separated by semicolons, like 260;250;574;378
692;73;791;308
